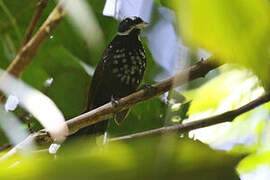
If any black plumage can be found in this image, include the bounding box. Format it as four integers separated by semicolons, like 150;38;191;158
73;17;148;136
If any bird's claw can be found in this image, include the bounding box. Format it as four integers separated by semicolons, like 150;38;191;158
111;96;119;108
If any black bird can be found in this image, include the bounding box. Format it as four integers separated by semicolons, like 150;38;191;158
73;17;148;136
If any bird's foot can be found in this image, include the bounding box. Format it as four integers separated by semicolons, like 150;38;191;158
111;96;120;108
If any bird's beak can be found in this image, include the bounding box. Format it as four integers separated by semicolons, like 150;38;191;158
134;22;148;29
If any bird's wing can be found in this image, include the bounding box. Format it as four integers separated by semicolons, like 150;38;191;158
86;45;114;111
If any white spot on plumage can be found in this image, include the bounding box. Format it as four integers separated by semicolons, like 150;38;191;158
112;68;119;73
126;76;130;84
131;68;135;75
121;75;126;82
124;69;129;74
131;65;137;70
140;51;145;58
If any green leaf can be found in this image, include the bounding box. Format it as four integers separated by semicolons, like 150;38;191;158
237;150;270;174
169;0;270;88
0;137;241;180
47;68;90;119
108;98;166;137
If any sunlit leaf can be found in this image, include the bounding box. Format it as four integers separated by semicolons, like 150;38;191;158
168;0;270;87
0;137;241;180
183;65;265;150
237;150;270;179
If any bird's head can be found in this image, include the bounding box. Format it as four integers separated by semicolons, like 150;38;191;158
117;17;148;36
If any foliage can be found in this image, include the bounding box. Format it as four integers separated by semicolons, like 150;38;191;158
0;137;241;180
1;0;270;179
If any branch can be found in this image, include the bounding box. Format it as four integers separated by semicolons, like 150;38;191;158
109;92;270;141
23;57;219;147
0;58;221;162
6;4;65;78
66;58;220;135
0;3;65;101
20;0;49;48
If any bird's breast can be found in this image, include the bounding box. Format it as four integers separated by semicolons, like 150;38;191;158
109;47;146;87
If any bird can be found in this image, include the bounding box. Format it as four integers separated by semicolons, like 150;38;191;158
72;17;148;137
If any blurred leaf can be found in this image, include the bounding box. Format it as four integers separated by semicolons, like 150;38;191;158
237;150;270;175
31;45;87;77
210;103;270;152
168;0;270;88
183;65;267;152
47;68;90;119
0;137;241;180
184;65;261;115
21;66;50;90
0;129;8;146
0;0;22;41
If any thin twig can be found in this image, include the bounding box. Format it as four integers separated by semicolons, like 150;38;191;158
20;0;49;48
109;92;270;141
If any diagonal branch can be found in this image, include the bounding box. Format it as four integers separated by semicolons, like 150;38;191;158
6;4;65;78
0;58;221;161
20;0;49;48
109;92;270;141
66;58;221;135
0;3;65;102
29;57;221;146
